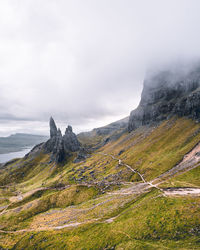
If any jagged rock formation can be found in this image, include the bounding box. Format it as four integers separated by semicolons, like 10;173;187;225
63;125;81;152
50;117;58;138
44;118;81;163
73;147;89;163
128;64;200;132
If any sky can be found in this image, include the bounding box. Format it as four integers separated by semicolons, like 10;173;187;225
0;0;200;136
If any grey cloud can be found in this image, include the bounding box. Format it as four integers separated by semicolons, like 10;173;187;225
0;0;200;135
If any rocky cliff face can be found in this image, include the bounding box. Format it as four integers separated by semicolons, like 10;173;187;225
63;125;81;152
49;117;58;138
128;64;200;132
44;118;81;163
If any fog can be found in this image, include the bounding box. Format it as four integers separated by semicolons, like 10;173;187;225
0;0;200;136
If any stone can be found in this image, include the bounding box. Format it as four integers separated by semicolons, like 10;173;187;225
63;125;80;152
128;64;200;132
50;129;66;163
44;118;81;163
49;117;57;138
118;150;124;156
73;147;88;163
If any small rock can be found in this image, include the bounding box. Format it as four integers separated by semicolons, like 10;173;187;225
29;235;34;240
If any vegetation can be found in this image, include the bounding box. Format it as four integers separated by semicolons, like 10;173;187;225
160;165;200;188
12;191;200;249
103;117;200;181
0;117;200;249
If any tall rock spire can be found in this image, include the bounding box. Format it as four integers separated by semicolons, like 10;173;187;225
49;117;57;138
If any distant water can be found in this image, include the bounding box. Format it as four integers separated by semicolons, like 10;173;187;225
0;147;32;163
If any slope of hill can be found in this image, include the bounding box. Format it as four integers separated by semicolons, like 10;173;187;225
78;116;129;148
0;117;199;249
0;65;200;249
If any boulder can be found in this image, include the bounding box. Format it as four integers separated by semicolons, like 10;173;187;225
73;147;88;163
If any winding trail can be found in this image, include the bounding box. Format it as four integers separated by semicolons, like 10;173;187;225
98;152;163;192
163;187;200;196
0;219;99;234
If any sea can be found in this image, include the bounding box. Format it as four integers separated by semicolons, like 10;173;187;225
0;147;32;163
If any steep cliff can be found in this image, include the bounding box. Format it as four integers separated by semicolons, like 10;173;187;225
128;64;200;132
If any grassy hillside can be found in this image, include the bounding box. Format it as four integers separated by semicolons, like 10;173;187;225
13;191;200;249
102;117;200;180
0;117;199;249
160;165;200;188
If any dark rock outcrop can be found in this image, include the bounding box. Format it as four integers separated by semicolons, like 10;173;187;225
128;64;200;132
63;125;81;152
73;147;89;163
44;118;81;163
50;129;66;163
50;116;58;138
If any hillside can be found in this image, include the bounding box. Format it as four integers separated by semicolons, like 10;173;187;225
78;116;129;148
0;67;200;249
0;133;48;154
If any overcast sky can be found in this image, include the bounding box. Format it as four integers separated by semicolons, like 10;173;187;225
0;0;200;136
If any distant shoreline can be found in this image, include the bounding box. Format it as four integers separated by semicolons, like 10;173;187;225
0;147;32;163
0;133;48;155
0;146;33;155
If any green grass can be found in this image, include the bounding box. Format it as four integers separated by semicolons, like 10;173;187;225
0;185;98;231
102;117;200;181
11;190;200;249
160;165;200;188
8;189;56;209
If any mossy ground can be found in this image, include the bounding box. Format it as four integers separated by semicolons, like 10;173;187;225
0;117;200;249
102;117;200;181
11;191;200;249
160;165;200;188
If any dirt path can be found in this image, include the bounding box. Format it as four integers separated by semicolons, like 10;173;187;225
163;187;200;196
0;204;11;215
98;145;200;193
0;219;100;234
98;152;163;192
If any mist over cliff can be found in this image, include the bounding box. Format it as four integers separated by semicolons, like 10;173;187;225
128;61;200;131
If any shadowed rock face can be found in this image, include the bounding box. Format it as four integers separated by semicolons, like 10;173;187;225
50;117;58;138
63;126;81;152
44;118;81;163
128;64;200;132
